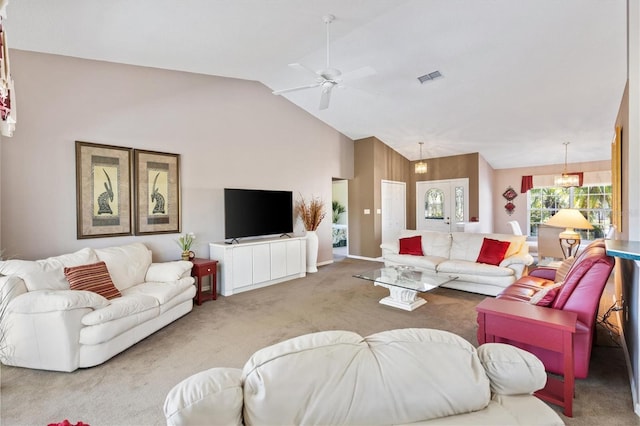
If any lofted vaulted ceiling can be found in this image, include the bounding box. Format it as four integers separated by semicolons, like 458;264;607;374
5;0;628;169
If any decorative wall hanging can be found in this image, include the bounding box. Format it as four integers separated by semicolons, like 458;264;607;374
134;149;181;235
75;141;133;238
504;201;516;215
502;187;518;202
502;186;517;216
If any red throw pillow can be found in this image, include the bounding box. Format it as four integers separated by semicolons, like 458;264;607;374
476;238;511;266
65;261;122;300
399;235;423;256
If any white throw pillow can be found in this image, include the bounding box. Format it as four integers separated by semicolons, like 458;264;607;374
529;282;564;306
555;256;575;283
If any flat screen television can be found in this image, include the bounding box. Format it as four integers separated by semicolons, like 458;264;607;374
224;188;293;241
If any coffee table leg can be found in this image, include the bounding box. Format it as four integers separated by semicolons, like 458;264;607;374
375;282;427;311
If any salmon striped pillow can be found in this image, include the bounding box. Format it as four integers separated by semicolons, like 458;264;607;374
64;261;121;300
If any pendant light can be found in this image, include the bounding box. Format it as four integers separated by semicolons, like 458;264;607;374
415;142;427;174
554;142;580;188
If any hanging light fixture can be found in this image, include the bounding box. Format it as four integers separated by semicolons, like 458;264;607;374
415;142;428;174
554;142;580;188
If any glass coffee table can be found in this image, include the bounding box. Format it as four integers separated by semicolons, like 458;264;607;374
354;265;458;311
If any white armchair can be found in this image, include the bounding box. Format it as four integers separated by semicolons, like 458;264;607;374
507;220;538;261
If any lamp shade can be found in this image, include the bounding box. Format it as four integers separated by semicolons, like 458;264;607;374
545;209;593;239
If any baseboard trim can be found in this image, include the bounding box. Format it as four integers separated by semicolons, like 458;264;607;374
614;296;640;416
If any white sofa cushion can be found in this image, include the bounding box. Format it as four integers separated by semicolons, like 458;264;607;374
242;328;490;425
399;230;451;258
95;243;152;291
8;290;109;314
449;233;526;263
0;247;99;291
79;295;160;345
383;254;447;270
81;293;159;326
437;260;515;277
123;279;195;305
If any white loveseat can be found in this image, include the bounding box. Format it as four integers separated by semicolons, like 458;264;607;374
164;328;564;425
0;243;196;372
381;230;534;296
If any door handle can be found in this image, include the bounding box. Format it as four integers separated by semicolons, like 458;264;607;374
444;217;450;225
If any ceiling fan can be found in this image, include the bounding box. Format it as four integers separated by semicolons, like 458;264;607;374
272;14;376;110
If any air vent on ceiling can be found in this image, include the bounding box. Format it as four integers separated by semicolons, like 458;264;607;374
418;70;442;84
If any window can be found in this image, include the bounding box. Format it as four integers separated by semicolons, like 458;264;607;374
528;185;612;240
424;188;444;219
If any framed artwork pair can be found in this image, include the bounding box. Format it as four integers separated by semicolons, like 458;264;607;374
75;141;181;239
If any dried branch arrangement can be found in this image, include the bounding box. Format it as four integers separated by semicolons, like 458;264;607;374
295;195;326;231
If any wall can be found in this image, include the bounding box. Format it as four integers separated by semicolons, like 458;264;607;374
0;50;354;263
492;160;611;235
409;152;481;229
349;137;409;258
477;154;494;233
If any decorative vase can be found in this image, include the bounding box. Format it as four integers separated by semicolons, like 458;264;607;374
306;230;319;273
181;251;190;261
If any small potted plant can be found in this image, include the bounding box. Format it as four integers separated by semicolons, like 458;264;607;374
177;232;196;260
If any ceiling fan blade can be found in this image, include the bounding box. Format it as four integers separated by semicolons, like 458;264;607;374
288;63;320;78
272;82;321;95
319;86;333;110
340;65;377;82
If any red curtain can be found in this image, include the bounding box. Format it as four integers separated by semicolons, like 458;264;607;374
521;175;533;193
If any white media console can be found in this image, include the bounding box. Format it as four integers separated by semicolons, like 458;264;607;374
209;236;306;296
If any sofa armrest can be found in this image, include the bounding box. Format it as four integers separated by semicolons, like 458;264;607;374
380;242;399;256
0;275;27;307
164;367;243;426
145;261;193;283
8;290;109;314
477;343;547;395
529;267;557;281
499;253;534;268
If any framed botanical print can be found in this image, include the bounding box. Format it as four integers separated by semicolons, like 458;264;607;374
134;149;181;235
75;141;133;239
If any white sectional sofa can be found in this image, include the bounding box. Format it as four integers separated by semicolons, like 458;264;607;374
381;230;534;296
164;328;564;425
0;243;196;372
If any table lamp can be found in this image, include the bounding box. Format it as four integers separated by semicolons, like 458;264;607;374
545;209;594;258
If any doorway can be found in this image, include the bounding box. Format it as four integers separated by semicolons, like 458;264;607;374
381;180;406;244
416;179;469;232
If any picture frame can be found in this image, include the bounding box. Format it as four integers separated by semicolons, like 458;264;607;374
75;141;133;239
612;125;622;233
134;149;181;235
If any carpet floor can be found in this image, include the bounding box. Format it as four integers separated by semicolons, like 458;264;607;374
1;257;638;425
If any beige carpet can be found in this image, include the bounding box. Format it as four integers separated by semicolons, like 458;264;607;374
1;257;638;425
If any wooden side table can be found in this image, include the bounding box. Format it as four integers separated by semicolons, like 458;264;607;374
476;297;577;417
191;258;218;305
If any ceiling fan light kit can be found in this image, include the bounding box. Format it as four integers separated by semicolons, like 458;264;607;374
272;13;375;111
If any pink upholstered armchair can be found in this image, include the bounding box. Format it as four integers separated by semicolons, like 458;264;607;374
477;239;615;379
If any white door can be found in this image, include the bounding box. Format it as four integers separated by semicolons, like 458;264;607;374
381;180;406;244
416;179;469;232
